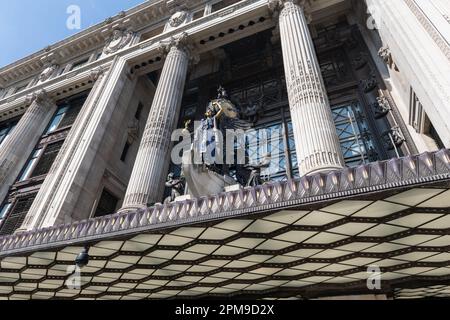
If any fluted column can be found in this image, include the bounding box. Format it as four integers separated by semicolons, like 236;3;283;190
121;33;193;211
270;0;345;176
0;90;57;203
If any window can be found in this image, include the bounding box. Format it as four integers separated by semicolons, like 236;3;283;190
0;194;36;235
211;0;241;13
193;10;204;20
135;102;144;120
94;189;119;218
409;89;425;133
120;142;131;162
429;123;445;149
332;102;377;167
18;140;64;182
14;83;29;94
0;203;12;221
71;58;89;71
18;148;43;182
45;97;84;134
45;106;69;134
0;121;17;147
30;141;64;178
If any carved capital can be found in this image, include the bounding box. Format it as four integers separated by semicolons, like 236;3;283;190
89;66;105;81
268;0;311;21
25;89;52;106
158;32;199;64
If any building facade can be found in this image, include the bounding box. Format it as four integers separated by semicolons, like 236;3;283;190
0;0;449;300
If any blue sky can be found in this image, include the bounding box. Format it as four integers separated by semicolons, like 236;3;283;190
0;0;146;68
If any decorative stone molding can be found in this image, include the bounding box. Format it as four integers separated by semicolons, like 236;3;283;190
371;95;391;119
268;0;312;22
351;52;369;70
384;126;406;150
158;32;199;64
25;89;51;106
361;73;378;93
38;63;59;82
168;10;189;28
2;149;449;254
378;45;398;71
89;66;105;81
404;0;450;62
103;29;134;55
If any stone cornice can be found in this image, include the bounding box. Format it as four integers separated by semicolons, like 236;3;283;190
0;0;345;117
0;57;114;121
0;0;207;86
0;0;264;110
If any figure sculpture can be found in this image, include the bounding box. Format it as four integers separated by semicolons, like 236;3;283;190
164;173;185;204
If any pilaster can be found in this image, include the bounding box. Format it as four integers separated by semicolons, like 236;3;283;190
0;89;57;205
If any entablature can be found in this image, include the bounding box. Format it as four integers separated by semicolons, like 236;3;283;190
0;0;350;121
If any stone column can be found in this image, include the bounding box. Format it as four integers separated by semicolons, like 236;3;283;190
20;60;136;231
270;0;345;176
0;90;57;203
121;33;193;211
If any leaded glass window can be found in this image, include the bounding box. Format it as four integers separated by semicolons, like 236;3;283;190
45;97;84;134
30;141;64;178
332;102;377;167
0;194;36;235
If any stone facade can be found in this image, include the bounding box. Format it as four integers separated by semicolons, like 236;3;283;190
0;0;449;235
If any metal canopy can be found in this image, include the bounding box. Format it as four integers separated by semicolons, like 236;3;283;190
0;150;449;300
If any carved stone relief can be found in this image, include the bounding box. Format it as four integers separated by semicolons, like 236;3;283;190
103;29;134;55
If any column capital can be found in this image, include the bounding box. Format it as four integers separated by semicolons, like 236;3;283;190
25;89;52;106
158;32;200;64
268;0;312;22
89;66;106;81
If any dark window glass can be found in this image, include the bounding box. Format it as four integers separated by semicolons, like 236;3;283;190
0;121;17;146
430;124;445;149
45;97;85;134
211;0;240;12
71;58;89;71
94;189;119;217
135;102;144;120
18;148;43;182
120;142;131;162
0;194;36;235
58;100;83;128
31;141;64;178
0;203;12;220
